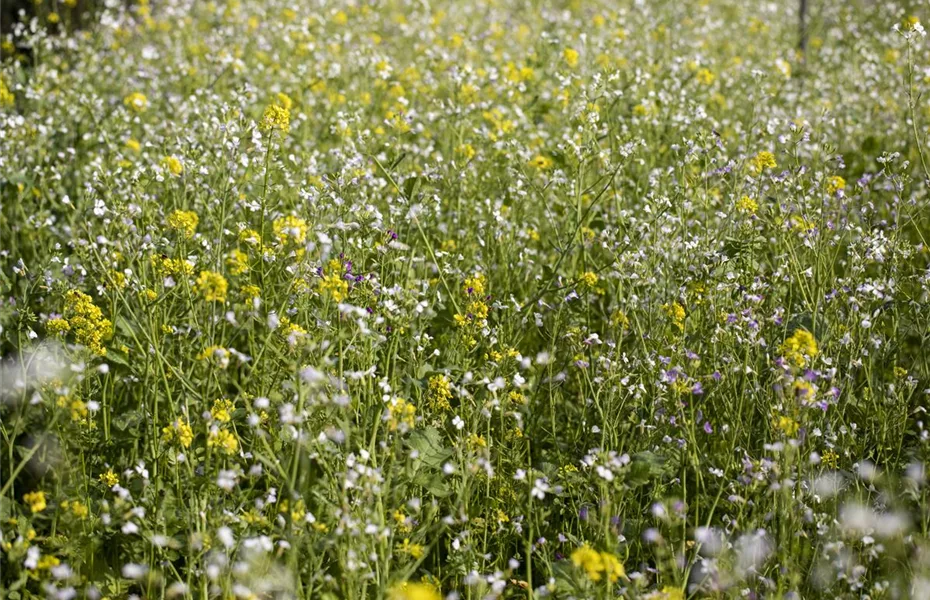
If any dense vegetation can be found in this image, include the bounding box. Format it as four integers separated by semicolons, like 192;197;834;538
3;1;930;598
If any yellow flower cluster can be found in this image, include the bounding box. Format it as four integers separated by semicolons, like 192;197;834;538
319;259;349;301
208;429;239;455
167;209;199;238
61;500;89;519
162;155;184;176
162;418;194;448
153;256;195;277
736;195;758;214
427;375;452;412
273;215;309;246
226;249;249;275
260;102;291;135
99;469;119;487
579;271;599;289
23;491;47;513
210;398;235;422
123;91;148;112
195;271;228;303
645;588;685;600
388;582;441;600
0;77;14;107
396;538;425;559
826;175;846;195
695;68;715;85
779;328;818;368
63;289;112;356
387;398;416;432
570;544;627;583
751;151;777;173
662;301;686;331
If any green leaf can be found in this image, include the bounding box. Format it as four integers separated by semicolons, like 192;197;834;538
402;175;421;201
406;427;452;469
626;451;672;488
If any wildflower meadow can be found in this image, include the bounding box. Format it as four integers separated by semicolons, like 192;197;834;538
4;1;930;598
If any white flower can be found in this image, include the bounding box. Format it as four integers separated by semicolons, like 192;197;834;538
531;478;550;499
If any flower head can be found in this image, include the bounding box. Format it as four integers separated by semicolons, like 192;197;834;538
261;103;291;135
123;92;148;113
195;271;228;303
167;210;198;238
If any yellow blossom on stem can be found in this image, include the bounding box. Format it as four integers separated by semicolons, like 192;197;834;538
167;210;199;238
195;271;228;303
750;151;777;173
23;491;46;513
123;92;148;112
162;155;184;176
208;429;239;455
261;103;291;135
99;469;119;487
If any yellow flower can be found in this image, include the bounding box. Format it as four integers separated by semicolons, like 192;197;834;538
776;415;800;437
319;263;349;301
571;544;605;581
388;582;441;600
792;379;816;403
226;249;249;275
154;256;195;278
64;290;112;356
210;398;235;422
464;273;486;295
167;210;198;238
751;151;777;173
23;491;46;513
36;555;60;570
99;469;119;487
466;300;489;320
528;154;553;170
0;77;14;107
241;284;262;299
600;552;627;583
260;103;291;135
387;398;416;432
779;328;818;368
735;195;758;214
662;302;686;331
695;68;715;85
579;271;599;289
571;544;626;583
651;587;685;600
273;215;309;245
208;429;239;455
46;317;70;335
275;92;293;110
826;175;846;195
427;375;453;412
396;538;425;559
123;92;148;113
195;271;228;303
70;398;88;422
67;500;89;519
162;156;184;176
455;143;476;161
563;47;579;68
162;418;194;448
